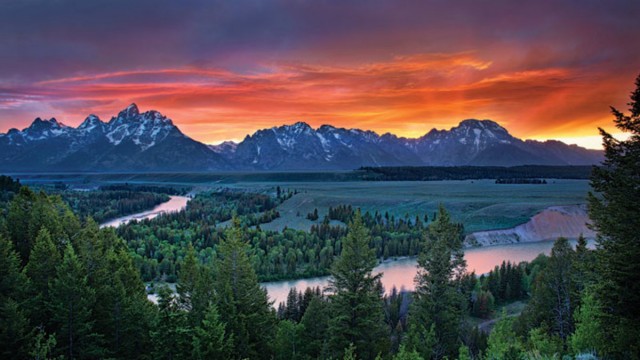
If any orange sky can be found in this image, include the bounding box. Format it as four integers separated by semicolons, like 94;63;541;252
1;1;639;149
6;53;633;149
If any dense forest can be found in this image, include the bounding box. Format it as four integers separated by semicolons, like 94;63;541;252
0;75;639;359
358;165;592;181
117;196;446;282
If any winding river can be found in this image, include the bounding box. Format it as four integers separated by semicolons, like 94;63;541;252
111;196;593;307
100;195;190;228
262;238;594;305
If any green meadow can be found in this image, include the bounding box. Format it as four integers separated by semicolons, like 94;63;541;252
14;172;590;234
225;179;590;233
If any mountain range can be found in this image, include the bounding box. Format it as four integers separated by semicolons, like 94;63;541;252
0;104;603;172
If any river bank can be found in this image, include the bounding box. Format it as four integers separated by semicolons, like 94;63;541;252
100;195;190;228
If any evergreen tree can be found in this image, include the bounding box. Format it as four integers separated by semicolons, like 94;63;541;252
300;295;329;359
457;344;471;360
485;311;523;360
588;72;640;357
95;247;155;359
570;290;608;357
327;210;389;359
406;205;466;359
48;244;103;359
151;286;191;360
24;228;60;330
520;238;576;346
29;326;58;360
177;244;213;327
192;304;229;360
215;217;275;359
275;320;304;360
393;345;424;360
0;235;31;358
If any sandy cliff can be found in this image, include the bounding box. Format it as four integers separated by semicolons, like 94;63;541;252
466;205;595;246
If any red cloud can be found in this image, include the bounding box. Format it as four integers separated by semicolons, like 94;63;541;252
0;52;634;146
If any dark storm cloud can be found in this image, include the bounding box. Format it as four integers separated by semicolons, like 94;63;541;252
0;0;639;146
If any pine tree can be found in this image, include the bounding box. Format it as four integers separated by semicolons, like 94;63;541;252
177;244;199;305
151;286;191;360
485;311;522;360
570;290;608;357
215;217;275;359
48;244;103;359
300;296;329;359
192;304;229;359
95;247;155;359
405;205;466;359
523;238;576;345
588;72;640;357
393;345;424;360
275;320;304;360
327;210;389;360
0;235;31;358
24;228;60;330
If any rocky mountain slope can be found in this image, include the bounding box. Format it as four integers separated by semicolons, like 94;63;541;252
0;106;603;172
0;104;227;172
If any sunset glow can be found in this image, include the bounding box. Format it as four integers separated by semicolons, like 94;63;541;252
1;1;638;148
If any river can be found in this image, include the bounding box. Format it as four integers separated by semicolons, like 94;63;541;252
262;238;594;305
100;195;190;228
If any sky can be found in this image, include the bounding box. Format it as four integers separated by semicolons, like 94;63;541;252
0;0;639;148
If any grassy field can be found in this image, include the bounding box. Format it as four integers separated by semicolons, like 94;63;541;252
225;179;590;233
13;173;591;234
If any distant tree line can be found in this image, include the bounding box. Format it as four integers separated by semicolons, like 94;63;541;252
495;178;547;184
60;190;170;223
99;183;190;195
358;165;592;181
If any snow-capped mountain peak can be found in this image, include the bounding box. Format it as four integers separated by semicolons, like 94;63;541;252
0;104;228;171
118;103;140;119
78;115;103;131
0;108;603;172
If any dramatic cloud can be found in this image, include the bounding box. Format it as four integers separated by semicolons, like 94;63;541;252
1;0;638;147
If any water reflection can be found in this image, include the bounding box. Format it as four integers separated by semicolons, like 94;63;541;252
263;239;594;305
100;195;190;228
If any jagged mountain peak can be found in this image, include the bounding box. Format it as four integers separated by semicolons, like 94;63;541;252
273;121;313;134
450;119;509;134
118;103;140;119
78;114;103;130
28;117;66;129
0;109;603;171
0;104;228;171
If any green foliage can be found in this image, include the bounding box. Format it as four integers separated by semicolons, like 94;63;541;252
359;166;593;181
60;188;170;223
520;238;577;344
29;327;59;360
393;345;424;360
7;188;69;264
299;295;330;359
192;304;230;359
457;344;472;360
215;217;276;359
525;327;562;359
588;73;640;357
25;229;60;328
275;320;304;360
0;234;31;358
151;286;192;360
406;205;467;359
570;290;607;357
48;244;103;359
485;311;523;360
328;210;390;360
